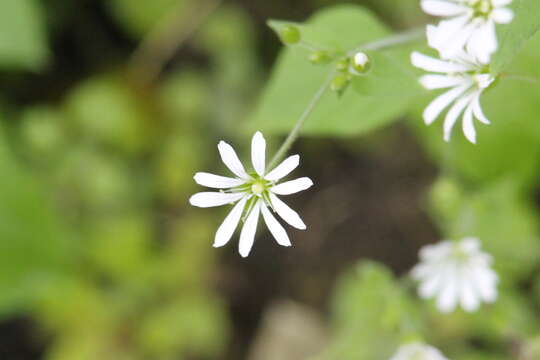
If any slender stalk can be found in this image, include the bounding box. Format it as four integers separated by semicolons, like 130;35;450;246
128;0;222;86
267;73;334;170
502;74;540;85
348;27;425;55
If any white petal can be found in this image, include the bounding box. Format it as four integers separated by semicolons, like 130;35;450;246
194;172;246;189
492;0;513;7
444;91;475;142
264;155;300;181
218;141;249;179
189;192;245;208
423;84;470;125
251;131;266;176
491;8;514;23
214;197;248;247
418;270;444;298
269;193;306;230
419;74;467;89
472;94;490;124
411;51;471;73
471;267;498;303
271;177;313;195
421;0;468;16
466;21;497;64
238;201;261;257
436;268;459;312
460;237;481;253
427;15;471;56
459;273;480;312
261;203;291;247
462;103;477;144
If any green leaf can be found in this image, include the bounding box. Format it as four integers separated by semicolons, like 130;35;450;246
320;262;420;359
0;118;72;316
492;0;540;73
250;5;421;136
0;0;49;70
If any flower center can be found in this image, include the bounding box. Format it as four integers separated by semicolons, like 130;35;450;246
251;181;266;195
470;0;493;18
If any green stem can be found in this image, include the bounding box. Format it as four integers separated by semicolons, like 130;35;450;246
502;74;540;85
267;28;425;171
267;73;334;170
348;27;425;55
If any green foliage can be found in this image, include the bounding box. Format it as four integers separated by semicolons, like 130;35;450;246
492;0;540;72
0;119;72;316
251;5;421;136
0;0;49;70
320;262;421;359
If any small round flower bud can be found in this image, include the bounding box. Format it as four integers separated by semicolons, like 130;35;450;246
280;25;301;45
350;52;371;75
308;50;332;65
330;74;351;93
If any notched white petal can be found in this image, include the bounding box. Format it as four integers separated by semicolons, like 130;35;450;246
189;192;245;208
270;177;313;195
218;141;249;179
239;201;261;257
251;131;266;176
261;203;291;247
214;197;248;248
265;155;300;181
411;51;470;73
194;172;246;189
421;0;468;17
423;84;469;125
269;193;306;230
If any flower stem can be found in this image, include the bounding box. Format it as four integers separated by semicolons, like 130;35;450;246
267;28;424;170
502;74;540;85
348;27;425;55
267;73;334;170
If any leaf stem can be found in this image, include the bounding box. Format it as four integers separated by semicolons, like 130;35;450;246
348;27;425;55
267;73;334;170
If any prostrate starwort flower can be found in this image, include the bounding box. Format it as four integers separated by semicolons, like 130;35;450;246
390;342;449;360
189;131;313;257
422;0;514;63
411;51;494;143
411;237;498;313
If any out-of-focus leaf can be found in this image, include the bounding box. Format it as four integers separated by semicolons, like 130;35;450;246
106;0;187;38
19;105;66;159
492;0;540;72
0;118;72;316
0;0;49;70
320;261;421;359
64;75;156;155
251;5;421;136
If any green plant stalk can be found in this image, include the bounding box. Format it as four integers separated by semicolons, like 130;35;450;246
267;28;425;170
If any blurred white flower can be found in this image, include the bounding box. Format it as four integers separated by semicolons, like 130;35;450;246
390;342;449;360
422;0;514;63
411;51;494;143
190;131;313;257
411;237;498;313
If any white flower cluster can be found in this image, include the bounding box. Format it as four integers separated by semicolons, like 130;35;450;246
412;237;498;313
413;0;514;143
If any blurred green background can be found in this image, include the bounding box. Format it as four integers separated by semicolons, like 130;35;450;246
1;0;540;359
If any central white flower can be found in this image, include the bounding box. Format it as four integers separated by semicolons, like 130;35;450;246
411;237;498;313
189;131;313;257
411;51;495;143
390;343;449;360
421;0;514;63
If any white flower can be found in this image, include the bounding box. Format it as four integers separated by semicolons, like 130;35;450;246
411;51;495;143
411;237;498;313
189;131;313;257
422;0;514;63
390;343;449;360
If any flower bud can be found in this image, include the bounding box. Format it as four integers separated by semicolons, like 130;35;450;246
279;25;301;45
336;58;350;72
350;52;371;75
308;50;332;65
330;73;351;93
